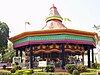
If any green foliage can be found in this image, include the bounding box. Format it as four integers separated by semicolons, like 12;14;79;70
91;62;100;69
0;21;9;51
33;68;43;72
2;65;7;70
65;64;76;74
66;64;87;74
15;65;22;70
33;72;70;75
92;63;98;69
0;42;15;62
0;70;11;75
28;69;34;74
80;72;96;75
11;69;34;75
45;65;55;72
10;65;22;73
23;70;34;75
11;68;16;73
72;69;80;75
0;21;10;62
15;70;24;75
77;64;87;73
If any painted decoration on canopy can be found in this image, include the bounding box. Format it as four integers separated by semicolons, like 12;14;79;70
13;34;96;48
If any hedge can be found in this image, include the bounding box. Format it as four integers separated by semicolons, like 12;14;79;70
33;72;70;75
0;70;11;75
11;69;34;75
80;72;96;75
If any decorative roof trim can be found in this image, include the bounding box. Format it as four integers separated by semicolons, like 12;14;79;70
13;39;96;48
9;29;98;42
45;16;63;22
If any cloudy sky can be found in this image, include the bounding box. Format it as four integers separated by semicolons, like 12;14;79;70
0;0;100;37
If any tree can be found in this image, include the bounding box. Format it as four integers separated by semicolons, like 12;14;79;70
1;41;15;62
0;21;9;60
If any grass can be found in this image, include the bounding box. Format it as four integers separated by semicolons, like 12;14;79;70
80;68;100;75
32;68;100;75
80;72;96;75
33;68;43;72
0;67;100;75
33;72;71;75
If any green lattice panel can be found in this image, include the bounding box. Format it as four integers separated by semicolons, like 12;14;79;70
14;34;95;45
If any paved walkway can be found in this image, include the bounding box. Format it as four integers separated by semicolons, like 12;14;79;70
55;67;66;72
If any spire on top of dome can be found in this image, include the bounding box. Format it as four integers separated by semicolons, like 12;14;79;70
45;4;63;22
42;4;67;30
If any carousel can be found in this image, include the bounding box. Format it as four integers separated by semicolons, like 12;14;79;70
9;5;98;68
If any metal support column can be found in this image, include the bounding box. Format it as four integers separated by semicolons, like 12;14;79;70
16;49;18;57
82;53;84;65
29;45;33;68
92;48;94;64
61;43;65;69
20;49;22;62
87;46;91;68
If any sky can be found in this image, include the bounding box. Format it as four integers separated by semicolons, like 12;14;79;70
0;0;100;37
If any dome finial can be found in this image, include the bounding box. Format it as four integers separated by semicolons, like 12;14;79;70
52;4;55;7
50;4;56;9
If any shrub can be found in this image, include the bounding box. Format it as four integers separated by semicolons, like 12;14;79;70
23;71;32;75
29;69;34;74
10;65;22;73
65;64;76;74
15;70;24;75
0;70;11;75
11;68;16;73
11;69;34;75
45;65;55;72
87;69;97;72
77;64;87;73
72;69;80;75
66;64;88;74
34;72;70;75
2;65;7;70
23;69;34;74
80;72;96;75
15;62;19;65
15;65;22;70
92;63;98;69
91;63;100;69
97;63;100;68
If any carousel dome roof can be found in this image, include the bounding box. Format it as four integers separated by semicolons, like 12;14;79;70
42;4;67;30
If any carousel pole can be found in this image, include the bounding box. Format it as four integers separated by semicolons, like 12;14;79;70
60;43;65;69
82;53;84;65
16;49;18;57
29;45;33;68
20;49;22;62
28;35;33;68
91;47;94;64
87;46;91;68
